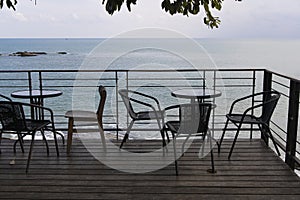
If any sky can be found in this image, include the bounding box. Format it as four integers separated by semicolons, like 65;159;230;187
0;0;300;38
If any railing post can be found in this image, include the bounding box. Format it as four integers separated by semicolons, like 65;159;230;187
262;70;272;142
263;70;272;92
285;80;300;170
28;71;35;119
115;71;119;140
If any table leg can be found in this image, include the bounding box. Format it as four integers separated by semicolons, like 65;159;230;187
67;118;74;154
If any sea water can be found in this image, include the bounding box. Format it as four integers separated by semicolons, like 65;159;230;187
0;38;300;140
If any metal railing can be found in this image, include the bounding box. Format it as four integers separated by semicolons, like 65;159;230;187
0;68;299;171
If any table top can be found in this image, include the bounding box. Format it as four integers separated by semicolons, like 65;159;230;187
171;88;221;99
11;89;63;99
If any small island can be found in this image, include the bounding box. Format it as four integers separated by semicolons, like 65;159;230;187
7;51;68;57
9;51;47;57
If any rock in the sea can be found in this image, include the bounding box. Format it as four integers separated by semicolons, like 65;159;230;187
10;51;47;57
57;51;67;54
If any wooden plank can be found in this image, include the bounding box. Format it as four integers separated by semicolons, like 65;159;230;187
1;139;300;200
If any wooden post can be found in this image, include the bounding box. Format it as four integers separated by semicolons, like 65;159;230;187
285;80;300;170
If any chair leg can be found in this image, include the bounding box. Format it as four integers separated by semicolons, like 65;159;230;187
156;118;166;147
218;118;229;154
258;125;268;145
56;131;65;145
181;133;192;155
208;131;216;173
15;133;25;153
228;124;242;160
264;125;281;156
67;118;74;155
0;131;2;154
26;131;36;174
120;120;134;149
52;126;60;157
97;123;107;151
172;132;178;176
40;129;49;156
162;125;170;143
160;129;166;147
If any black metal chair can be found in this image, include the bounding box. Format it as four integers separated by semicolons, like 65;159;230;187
65;85;107;154
164;103;215;175
118;89;167;148
218;91;281;159
0;97;59;173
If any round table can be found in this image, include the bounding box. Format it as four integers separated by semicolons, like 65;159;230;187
171;88;221;102
11;89;63;119
11;89;62;100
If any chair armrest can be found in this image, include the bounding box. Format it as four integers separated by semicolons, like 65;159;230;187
229;91;265;114
127;90;162;111
20;102;55;122
164;104;180;112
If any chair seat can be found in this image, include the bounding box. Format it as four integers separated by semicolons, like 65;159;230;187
136;110;164;120
226;114;261;124
166;121;180;133
166;121;206;138
25;119;51;131
65;110;97;120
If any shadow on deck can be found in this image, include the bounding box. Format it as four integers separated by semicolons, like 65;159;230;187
0;138;300;199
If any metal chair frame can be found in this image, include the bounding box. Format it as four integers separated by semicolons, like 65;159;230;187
118;89;167;148
164;103;215;175
218;90;281;159
0;97;59;173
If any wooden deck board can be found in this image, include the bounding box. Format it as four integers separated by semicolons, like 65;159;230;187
1;138;300;199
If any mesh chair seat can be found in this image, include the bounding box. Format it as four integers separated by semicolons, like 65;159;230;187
226;114;261;124
136;110;165;120
25;119;51;131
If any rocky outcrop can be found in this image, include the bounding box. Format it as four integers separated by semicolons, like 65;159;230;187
9;51;47;57
57;52;67;54
7;51;68;57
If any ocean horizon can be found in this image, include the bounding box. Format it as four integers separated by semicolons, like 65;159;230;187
1;38;300;78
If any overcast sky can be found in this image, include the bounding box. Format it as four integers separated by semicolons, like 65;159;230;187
0;0;300;38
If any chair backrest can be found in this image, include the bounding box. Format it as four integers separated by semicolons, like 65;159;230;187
261;91;280;123
96;85;107;129
178;103;212;134
0;101;27;132
118;89;137;119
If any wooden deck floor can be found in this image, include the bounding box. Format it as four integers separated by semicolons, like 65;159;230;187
1;138;300;199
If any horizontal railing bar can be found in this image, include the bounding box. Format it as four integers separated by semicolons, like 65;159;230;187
0;68;266;73
270;128;286;144
272;80;290;89
271;121;288;135
0;79;28;81
126;78;204;80
266;69;300;84
216;85;255;88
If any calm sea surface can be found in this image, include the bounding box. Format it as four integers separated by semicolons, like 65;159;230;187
0;38;300;140
0;38;300;77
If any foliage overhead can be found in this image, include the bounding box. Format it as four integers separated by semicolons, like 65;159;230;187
0;0;17;11
1;0;242;29
102;0;242;29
